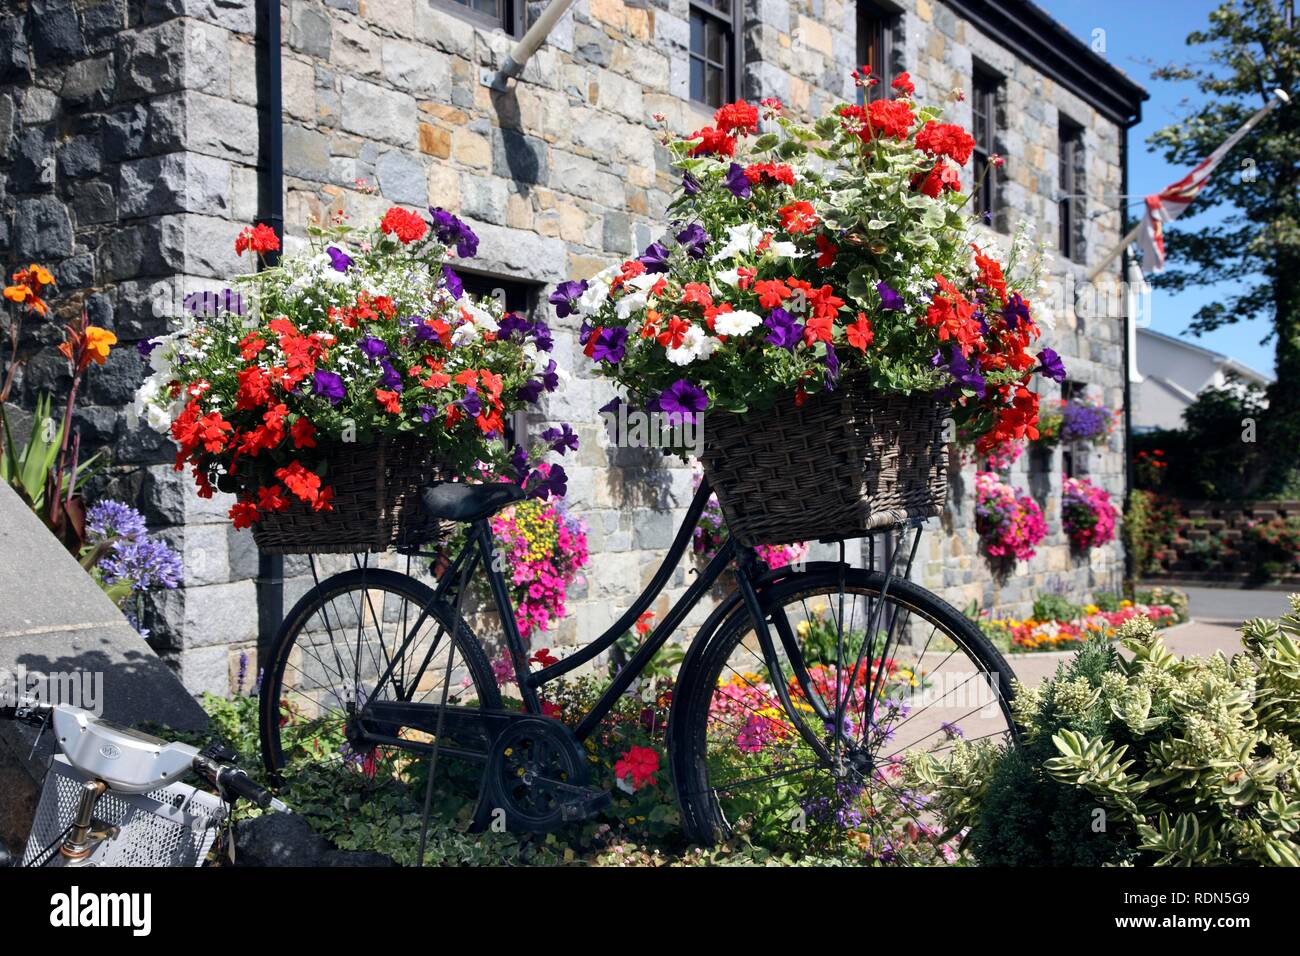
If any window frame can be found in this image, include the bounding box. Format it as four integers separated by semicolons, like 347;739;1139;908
857;1;899;102
454;269;539;317
688;0;740;110
428;0;524;38
1058;114;1085;261
971;65;1003;230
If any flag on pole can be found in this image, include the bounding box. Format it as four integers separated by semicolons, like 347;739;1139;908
1137;89;1290;273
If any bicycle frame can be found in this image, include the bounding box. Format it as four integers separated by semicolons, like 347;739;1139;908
396;476;740;742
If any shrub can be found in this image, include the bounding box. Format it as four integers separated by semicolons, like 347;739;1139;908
1032;593;1081;623
908;605;1300;866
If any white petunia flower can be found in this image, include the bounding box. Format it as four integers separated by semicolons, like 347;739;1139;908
666;325;714;365
713;309;762;336
710;224;764;262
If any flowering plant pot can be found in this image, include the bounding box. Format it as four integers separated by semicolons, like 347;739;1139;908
555;74;1064;538
134;207;566;552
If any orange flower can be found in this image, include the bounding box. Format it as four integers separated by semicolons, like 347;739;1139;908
4;263;54;316
84;326;117;365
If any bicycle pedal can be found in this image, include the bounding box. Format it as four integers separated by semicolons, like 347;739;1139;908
558;787;612;823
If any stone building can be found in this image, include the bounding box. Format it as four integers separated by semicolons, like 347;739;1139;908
1;0;1146;694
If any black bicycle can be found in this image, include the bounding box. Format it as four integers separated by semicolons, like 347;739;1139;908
258;476;1016;862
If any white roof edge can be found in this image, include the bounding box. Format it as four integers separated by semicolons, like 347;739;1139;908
1136;327;1274;384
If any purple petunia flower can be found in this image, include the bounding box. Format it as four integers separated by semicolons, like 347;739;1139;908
682;173;701;196
498;312;533;342
418;404;438;423
379;358;403;391
510;444;530;480
541;423;579;456
359;335;389;360
724;163;752;199
1037;347;1067;383
442;265;463;300
590;326;629;364
675;223;710;259
876;281;903;311
137;338;158;358
638;241;671;274
527;464;568;500
823;345;840;390
531;319;553;352
763;308;802;351
326;246;353;273
657;378;709;425
312;369;347;405
933;348;986;397
184;288;245;318
429;207;479;257
1003;292;1031;329
454;387;482;417
549;279;588;318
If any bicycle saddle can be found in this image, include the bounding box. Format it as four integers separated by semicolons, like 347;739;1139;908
420;481;528;523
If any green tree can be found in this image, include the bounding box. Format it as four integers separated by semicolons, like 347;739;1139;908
1148;0;1298;491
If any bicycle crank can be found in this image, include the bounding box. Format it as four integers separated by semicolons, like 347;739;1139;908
481;718;610;833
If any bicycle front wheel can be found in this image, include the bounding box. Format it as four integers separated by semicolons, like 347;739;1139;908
259;567;501;781
672;567;1016;864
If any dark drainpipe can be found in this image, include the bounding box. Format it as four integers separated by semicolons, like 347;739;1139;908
255;0;284;673
1119;117;1134;594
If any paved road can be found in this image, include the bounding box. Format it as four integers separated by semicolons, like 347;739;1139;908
1163;585;1294;626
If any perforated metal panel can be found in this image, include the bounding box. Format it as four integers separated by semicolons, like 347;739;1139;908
22;756;226;867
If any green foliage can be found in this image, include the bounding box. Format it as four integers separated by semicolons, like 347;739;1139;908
1032;593;1082;624
0;393;101;511
1123;489;1179;577
1093;591;1123;613
908;603;1300;866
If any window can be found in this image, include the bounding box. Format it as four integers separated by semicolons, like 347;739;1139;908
857;3;898;102
432;0;522;36
456;271;537;315
971;68;1002;227
689;0;736;108
1058;116;1085;260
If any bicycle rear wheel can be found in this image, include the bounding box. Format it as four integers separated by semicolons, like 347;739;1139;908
671;567;1016;863
259;567;501;784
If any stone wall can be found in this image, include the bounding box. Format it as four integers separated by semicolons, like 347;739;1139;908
1142;499;1299;585
2;0;1135;695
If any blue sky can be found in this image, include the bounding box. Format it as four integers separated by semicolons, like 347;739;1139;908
1039;0;1277;376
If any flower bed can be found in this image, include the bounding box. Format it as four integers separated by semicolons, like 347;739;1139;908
981;600;1179;653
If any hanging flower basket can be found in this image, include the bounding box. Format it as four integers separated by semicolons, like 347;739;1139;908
235;434;447;554
700;382;949;548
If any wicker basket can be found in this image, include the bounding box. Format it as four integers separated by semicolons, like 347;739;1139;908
700;384;949;548
243;434;447;554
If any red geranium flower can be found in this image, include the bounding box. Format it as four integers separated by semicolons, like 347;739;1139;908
229;500;260;529
846;313;875;351
275;461;323;504
866;98;915;140
892;71;915;96
714;100;759;135
614;745;660;790
290;416;317;448
815;233;838;268
375;388;402;414
234;224;280;257
915;121;976;166
379;206;429;244
778;201;819;234
688;125;736;157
